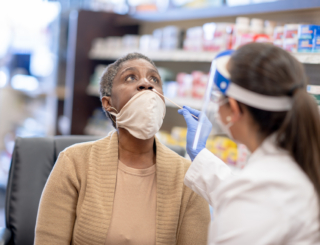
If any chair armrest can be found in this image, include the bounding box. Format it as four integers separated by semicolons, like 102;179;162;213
0;227;11;245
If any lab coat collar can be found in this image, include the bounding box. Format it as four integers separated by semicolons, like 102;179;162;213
247;134;288;166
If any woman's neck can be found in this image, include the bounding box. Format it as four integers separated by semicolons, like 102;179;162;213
117;128;156;169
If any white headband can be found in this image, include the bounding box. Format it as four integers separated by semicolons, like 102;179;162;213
217;56;293;111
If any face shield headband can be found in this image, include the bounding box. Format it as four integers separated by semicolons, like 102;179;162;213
214;50;293;112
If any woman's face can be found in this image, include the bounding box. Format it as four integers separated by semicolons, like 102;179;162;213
104;58;164;112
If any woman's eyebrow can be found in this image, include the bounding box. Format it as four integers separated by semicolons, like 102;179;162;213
119;67;138;76
119;66;160;76
148;68;160;75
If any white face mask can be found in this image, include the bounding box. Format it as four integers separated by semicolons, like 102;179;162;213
109;90;166;140
214;113;234;140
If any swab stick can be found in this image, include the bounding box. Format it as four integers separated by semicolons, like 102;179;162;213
152;89;198;120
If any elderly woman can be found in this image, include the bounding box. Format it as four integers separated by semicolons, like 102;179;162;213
34;53;210;245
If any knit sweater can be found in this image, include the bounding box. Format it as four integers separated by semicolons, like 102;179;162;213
34;131;210;245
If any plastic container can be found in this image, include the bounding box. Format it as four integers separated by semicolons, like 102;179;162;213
250;18;264;34
162;26;183;50
233;17;250;49
265;20;277;36
183;26;203;51
122;35;140;49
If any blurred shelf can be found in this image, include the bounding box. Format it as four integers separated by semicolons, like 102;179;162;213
87;84;203;109
294;53;320;64
56;86;66;100
87;85;100;97
89;49;217;62
307;85;320;94
129;0;320;22
90;49;320;64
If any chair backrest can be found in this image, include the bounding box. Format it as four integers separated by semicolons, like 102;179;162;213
5;136;100;245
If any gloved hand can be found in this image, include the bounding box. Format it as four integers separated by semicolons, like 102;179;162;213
178;106;212;161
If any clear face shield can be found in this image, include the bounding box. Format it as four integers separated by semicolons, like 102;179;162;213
193;50;293;151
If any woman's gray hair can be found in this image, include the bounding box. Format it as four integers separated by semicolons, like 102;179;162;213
99;52;157;99
99;52;157;127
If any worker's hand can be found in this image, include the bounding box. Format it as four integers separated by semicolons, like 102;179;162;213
178;106;212;161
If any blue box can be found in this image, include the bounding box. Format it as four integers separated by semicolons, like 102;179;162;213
298;39;313;53
298;25;320;39
314;34;320;53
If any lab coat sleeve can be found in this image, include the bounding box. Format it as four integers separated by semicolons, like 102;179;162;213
184;148;233;206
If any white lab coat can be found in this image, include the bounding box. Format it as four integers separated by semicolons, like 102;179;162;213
184;136;320;244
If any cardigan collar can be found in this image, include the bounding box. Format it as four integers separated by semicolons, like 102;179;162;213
74;131;184;245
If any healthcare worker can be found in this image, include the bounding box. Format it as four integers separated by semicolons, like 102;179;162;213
178;43;320;244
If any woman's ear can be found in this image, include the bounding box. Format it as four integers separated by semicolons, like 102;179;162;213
101;96;112;112
228;98;242;123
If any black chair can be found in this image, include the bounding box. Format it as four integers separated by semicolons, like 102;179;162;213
0;136;186;245
0;136;101;245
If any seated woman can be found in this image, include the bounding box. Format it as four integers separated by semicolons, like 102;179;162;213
34;52;210;245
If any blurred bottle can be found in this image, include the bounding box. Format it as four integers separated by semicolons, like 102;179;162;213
232;17;250;49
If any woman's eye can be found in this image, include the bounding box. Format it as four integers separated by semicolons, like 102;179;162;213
150;76;159;83
126;75;136;82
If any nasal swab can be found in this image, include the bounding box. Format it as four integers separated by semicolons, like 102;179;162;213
152;89;198;120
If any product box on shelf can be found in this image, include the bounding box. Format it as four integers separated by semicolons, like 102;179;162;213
273;26;284;48
298;25;319;39
202;22;233;52
298;39;314;53
176;73;193;97
192;71;208;99
284;24;300;39
314;34;320;52
297;25;320;53
206;136;238;166
162;26;184;50
283;24;299;52
183;26;203;51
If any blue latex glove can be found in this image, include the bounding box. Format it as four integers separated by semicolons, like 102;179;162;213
178;106;212;161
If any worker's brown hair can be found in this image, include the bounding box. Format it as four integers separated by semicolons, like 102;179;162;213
230;43;320;210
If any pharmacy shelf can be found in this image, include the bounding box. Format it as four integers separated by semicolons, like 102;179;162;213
130;0;320;22
87;85;203;109
89;49;320;64
89;49;217;62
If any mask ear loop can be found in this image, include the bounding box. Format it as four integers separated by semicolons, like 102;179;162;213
107;107;118;124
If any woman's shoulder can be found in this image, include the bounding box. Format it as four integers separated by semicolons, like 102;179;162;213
61;135;112;163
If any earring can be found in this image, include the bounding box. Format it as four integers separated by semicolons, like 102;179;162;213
226;116;232;122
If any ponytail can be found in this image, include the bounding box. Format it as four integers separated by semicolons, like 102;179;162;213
277;89;320;198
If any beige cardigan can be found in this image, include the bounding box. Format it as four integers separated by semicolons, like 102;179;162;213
35;132;210;245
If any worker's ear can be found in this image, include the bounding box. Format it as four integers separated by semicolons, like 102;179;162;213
228;98;242;123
